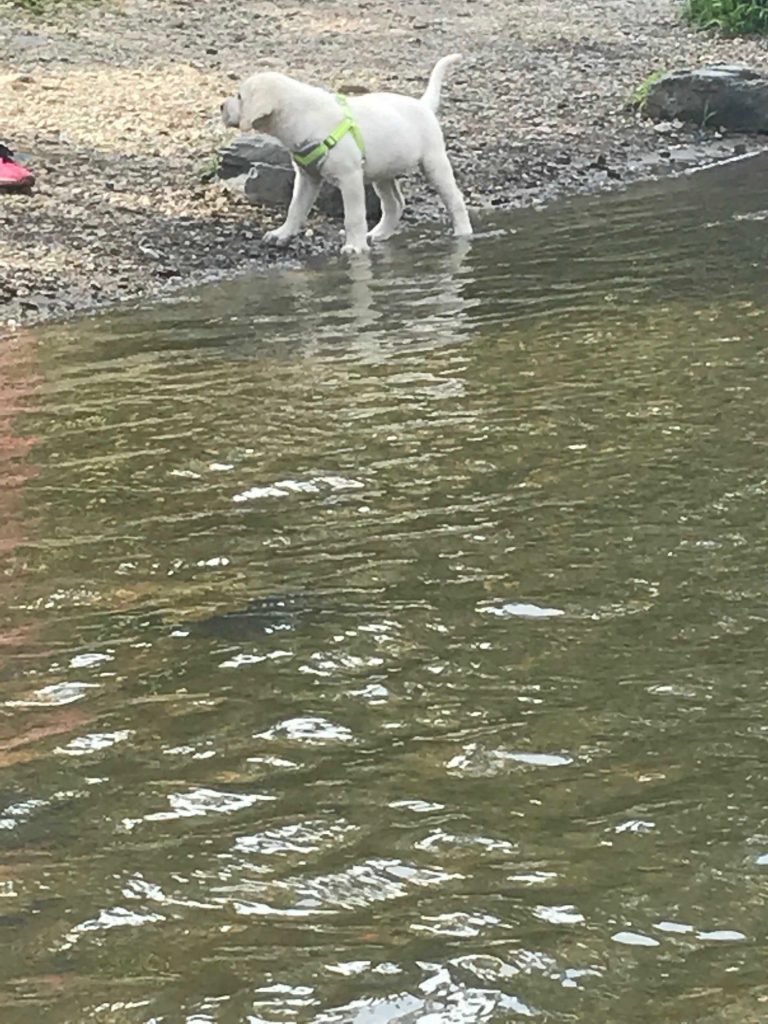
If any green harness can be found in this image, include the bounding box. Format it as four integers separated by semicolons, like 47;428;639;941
292;94;365;173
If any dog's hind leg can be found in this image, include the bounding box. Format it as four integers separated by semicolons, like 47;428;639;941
368;180;405;242
264;169;321;246
422;154;472;237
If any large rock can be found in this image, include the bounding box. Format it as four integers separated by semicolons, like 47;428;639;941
218;133;381;221
644;65;768;133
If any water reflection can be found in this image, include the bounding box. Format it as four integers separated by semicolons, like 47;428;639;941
1;156;768;1023
0;328;40;620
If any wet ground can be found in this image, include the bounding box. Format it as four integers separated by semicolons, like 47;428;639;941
1;155;768;1022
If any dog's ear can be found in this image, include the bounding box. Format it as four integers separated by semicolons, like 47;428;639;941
239;77;275;131
241;99;273;130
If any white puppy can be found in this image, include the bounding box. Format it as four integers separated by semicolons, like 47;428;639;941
221;55;472;254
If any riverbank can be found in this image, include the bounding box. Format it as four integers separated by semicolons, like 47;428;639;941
1;0;767;328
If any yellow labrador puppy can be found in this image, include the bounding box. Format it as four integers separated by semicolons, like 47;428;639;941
221;55;472;255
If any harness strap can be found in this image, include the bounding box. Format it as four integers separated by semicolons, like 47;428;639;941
292;94;365;170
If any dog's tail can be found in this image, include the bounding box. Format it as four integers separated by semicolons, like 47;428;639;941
421;53;462;113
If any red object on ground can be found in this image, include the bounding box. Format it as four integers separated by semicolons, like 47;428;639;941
0;144;35;188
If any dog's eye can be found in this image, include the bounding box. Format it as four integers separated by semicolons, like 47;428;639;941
237;91;242;101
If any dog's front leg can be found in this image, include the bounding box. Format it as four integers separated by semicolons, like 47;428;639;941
337;173;369;255
264;169;320;246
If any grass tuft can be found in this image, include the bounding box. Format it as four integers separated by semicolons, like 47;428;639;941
197;154;221;184
629;69;669;111
684;0;768;35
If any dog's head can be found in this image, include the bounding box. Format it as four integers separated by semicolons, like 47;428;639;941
221;73;281;132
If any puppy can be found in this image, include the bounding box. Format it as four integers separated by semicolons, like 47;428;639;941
221;55;472;255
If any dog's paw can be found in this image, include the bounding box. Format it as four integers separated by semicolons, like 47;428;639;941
340;240;370;256
367;228;393;243
263;229;291;247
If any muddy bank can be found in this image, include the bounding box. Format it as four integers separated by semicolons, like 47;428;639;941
1;0;767;328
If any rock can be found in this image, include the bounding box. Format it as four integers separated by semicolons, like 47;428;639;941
667;145;701;164
9;33;50;51
19;293;51;312
218;133;381;221
0;72;34;89
644;65;768;134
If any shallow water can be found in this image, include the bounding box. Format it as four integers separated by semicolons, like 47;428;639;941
2;156;768;1023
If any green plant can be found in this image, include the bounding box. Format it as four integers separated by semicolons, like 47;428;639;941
629;69;668;111
197;153;221;184
684;0;768;35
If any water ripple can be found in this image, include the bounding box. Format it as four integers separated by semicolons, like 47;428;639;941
4;154;768;1023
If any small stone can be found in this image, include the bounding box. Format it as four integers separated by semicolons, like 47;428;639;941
19;293;50;311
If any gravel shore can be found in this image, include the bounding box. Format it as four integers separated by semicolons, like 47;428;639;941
1;0;767;327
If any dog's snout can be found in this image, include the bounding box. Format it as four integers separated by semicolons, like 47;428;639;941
221;96;241;128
